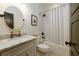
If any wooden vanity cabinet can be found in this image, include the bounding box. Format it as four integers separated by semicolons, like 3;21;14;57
0;39;36;56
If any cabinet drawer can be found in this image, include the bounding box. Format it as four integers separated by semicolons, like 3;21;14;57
1;39;36;56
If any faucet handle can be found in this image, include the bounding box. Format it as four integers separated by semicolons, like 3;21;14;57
19;31;21;36
10;31;13;38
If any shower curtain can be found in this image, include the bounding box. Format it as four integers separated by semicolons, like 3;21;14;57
39;4;70;55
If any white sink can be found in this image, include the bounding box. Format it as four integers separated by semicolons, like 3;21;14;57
37;43;50;52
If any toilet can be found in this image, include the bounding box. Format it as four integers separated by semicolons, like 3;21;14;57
37;43;50;52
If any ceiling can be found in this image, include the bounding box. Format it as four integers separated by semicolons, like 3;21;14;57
25;3;55;13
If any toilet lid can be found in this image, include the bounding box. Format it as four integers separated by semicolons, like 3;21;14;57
38;44;49;49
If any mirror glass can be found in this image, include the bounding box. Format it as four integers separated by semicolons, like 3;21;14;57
4;6;24;31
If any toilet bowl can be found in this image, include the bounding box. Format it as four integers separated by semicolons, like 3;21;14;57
37;43;50;52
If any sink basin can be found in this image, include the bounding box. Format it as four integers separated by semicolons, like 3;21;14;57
37;43;50;52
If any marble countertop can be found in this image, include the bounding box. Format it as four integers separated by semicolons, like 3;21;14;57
0;36;37;53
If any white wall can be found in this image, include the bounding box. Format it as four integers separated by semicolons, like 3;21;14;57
0;3;40;39
23;3;40;35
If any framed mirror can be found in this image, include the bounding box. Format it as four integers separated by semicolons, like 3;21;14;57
4;6;24;37
4;6;24;30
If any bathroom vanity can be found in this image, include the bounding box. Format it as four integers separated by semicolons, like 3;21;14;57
0;4;37;56
0;36;37;56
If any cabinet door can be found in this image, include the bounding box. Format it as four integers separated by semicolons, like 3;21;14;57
26;47;36;56
70;4;79;56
